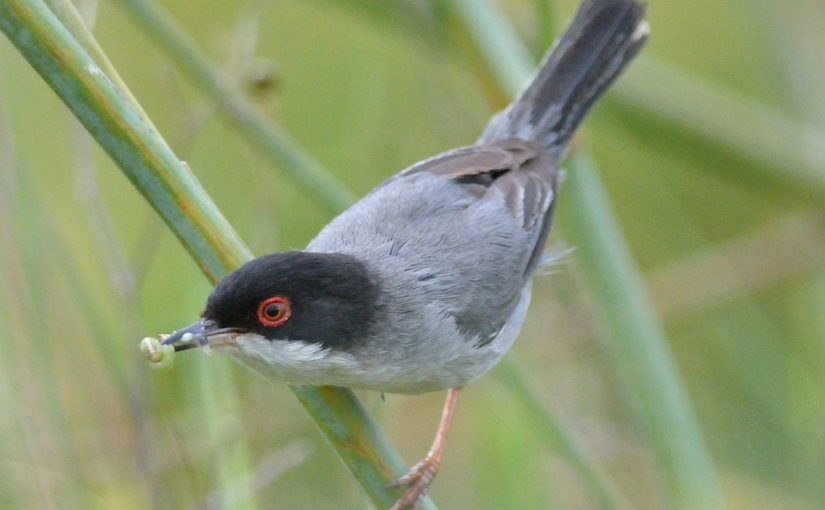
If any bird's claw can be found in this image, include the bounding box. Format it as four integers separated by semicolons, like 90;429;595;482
389;458;440;510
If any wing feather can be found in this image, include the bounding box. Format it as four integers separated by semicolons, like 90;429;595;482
399;138;560;276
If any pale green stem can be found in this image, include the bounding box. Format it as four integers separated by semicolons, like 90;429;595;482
564;156;726;510
495;361;634;510
46;0;158;131
0;1;433;508
615;58;825;197
114;0;357;214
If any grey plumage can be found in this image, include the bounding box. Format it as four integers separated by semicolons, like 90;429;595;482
166;0;649;395
156;6;649;508
296;0;649;392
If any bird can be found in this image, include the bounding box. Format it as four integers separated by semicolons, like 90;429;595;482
160;1;648;508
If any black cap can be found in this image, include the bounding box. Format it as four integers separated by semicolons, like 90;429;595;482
165;252;377;352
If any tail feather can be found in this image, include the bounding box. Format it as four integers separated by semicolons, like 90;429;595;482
479;0;648;154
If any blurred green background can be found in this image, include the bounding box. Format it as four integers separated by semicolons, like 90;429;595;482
1;0;824;509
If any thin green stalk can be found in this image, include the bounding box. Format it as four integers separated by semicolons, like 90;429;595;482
0;1;433;508
54;4;256;505
530;0;558;52
2;1;248;281
614;58;825;197
495;361;634;510
114;0;357;215
564;157;725;510
448;1;726;508
450;0;535;97
46;0;157;131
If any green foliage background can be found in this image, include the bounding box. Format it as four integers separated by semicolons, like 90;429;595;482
1;0;823;509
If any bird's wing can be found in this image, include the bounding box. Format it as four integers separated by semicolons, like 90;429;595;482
397;137;560;276
389;138;561;346
309;138;560;347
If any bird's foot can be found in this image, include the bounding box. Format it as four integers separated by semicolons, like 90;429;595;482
389;457;440;510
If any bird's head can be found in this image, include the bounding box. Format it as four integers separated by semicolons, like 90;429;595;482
162;252;376;355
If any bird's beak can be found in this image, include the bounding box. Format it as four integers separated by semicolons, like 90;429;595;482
161;319;242;352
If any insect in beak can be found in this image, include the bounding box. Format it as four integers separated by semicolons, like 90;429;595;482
162;319;243;352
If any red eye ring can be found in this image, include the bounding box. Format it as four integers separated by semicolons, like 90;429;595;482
257;296;292;327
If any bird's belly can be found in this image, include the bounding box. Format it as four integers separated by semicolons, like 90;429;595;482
345;282;533;394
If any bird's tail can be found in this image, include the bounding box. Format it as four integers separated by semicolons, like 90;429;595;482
479;0;648;154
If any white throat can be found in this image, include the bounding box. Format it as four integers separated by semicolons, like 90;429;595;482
217;333;363;387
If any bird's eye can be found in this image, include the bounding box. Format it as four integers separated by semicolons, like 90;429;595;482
257;296;291;327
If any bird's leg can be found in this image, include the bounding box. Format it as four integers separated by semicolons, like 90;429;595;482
390;388;460;510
